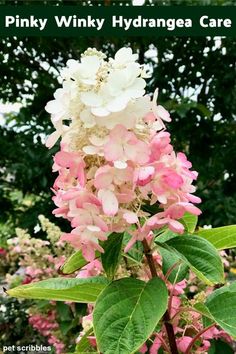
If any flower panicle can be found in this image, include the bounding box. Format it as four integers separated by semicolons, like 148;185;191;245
46;47;201;261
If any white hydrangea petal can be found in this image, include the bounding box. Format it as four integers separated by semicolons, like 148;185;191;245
114;160;127;169
81;56;101;75
124;64;140;83
156;105;171;122
106;72;125;96
152;120;165;131
83;145;98;155
91;106;110;117
66;59;79;69
130;77;146;91
45;100;61;114
114;47;138;67
80;109;96;128
106;95;130;113
89;135;107;146
126;88;145;100
80;92;103;107
153;88;159;102
81;78;97;85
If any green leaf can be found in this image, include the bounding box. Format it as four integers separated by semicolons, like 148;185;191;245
60;251;99;275
160;247;189;283
7;277;109;303
56;302;72;321
93;277;168;354
36;300;50;309
59;321;74;336
75;327;96;352
155;229;178;243
197;225;236;250
205;282;236;337
208;339;234;354
156;235;224;285
123;232;143;263
193;302;214;321
195;102;212;118
59;251;88;274
180;212;198;233
101;233;123;279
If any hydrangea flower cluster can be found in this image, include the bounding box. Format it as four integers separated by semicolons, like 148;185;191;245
46;47;201;261
5;217;69;284
29;311;65;354
4;218;72;354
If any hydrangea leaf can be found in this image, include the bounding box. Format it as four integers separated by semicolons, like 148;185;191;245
123;231;143;263
93;277;168;354
59;251;88;275
180;212;198;233
101;232;123;279
197;225;236;250
208;339;234;354
60;250;99;275
205;282;236;338
156;235;224;285
7;277;108;303
159;247;189;283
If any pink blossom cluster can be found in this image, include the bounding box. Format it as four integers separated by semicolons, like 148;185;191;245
29;311;65;354
46;47;201;261
146;279;232;354
0;247;7;256
23;255;66;282
6;228;67;284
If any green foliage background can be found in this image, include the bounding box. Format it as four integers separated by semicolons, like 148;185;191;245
0;0;236;246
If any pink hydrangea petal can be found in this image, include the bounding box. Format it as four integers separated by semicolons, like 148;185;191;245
46;131;61;149
94;172;113;189
104;142;123;161
98;189;119;216
156;105;171;122
177;336;192;352
150;335;162;354
168;219;185;233
123;212;139;224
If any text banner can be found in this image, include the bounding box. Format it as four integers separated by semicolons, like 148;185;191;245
0;6;235;37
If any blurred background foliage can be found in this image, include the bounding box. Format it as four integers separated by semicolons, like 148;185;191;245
0;0;236;247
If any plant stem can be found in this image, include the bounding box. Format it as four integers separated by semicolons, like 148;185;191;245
155;333;171;353
142;239;158;278
142;239;179;354
164;261;182;282
185;323;215;354
163;311;179;354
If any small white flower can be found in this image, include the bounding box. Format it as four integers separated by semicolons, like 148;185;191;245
106;64;146;99
45;81;80;123
45;88;70;122
61;55;101;85
203;225;212;229
81;64;146;118
111;47;139;68
0;305;7;312
34;224;41;233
